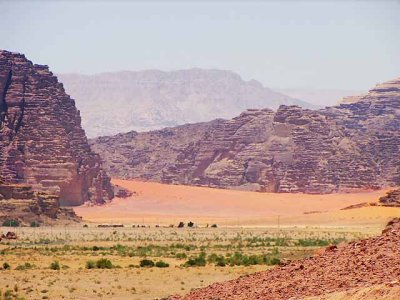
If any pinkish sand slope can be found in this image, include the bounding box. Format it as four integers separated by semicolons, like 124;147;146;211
73;180;400;227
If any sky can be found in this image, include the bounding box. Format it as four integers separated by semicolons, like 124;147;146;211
0;0;399;90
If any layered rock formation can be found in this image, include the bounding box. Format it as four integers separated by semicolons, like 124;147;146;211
169;218;400;300
0;181;79;225
379;188;400;207
91;77;400;193
0;50;113;205
58;70;317;137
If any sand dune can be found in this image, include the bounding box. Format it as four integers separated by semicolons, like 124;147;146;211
73;180;400;227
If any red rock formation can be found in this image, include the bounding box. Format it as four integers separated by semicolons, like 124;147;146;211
379;188;400;207
91;77;400;193
169;218;400;300
0;50;113;205
0;181;79;224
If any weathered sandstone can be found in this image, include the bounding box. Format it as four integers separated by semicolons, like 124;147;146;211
91;77;400;193
0;181;79;225
379;188;400;207
0;50;113;205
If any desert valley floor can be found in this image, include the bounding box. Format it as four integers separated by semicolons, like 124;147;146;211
76;179;398;228
1;180;399;299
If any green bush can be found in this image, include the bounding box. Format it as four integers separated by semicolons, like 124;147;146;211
96;258;113;269
15;262;34;270
175;253;187;259
2;262;10;270
30;221;40;227
50;261;60;270
155;260;169;268
140;259;155;267
2;219;19;227
85;260;96;269
184;252;206;267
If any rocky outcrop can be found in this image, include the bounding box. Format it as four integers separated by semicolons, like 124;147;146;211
0;50;113;205
58;70;317;137
91;77;400;193
169;218;400;300
0;181;79;225
379;188;400;207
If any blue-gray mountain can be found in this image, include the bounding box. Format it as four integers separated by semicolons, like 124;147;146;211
58;69;317;138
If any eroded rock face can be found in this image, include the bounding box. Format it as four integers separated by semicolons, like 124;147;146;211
0;182;79;224
0;50;113;205
379;188;400;207
91;77;400;193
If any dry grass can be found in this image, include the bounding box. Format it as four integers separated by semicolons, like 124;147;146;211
1;180;399;299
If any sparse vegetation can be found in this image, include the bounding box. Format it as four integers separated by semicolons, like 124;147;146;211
2;219;20;227
30;221;40;227
49;261;60;270
155;260;169;268
86;258;113;269
0;222;375;299
140;259;155;267
15;263;34;271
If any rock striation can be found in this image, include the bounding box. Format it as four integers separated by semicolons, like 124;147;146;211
169;218;400;300
91;77;400;193
0;181;79;225
379;188;400;207
0;50;113;205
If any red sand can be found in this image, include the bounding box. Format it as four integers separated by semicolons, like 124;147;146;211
74;180;394;226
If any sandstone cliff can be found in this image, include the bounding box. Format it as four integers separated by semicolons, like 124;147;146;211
0;181;79;225
91;77;400;193
0;50;113;205
58;70;317;137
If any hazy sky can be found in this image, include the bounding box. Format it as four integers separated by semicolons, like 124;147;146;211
1;0;399;90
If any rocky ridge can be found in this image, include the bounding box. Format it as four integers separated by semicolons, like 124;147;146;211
58;70;317;137
169;218;400;300
0;50;113;206
91;77;400;193
0;181;79;225
379;188;400;207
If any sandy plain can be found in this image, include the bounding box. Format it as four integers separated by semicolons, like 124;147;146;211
1;179;399;299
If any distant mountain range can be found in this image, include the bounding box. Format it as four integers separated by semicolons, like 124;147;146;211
58;69;318;137
90;77;400;193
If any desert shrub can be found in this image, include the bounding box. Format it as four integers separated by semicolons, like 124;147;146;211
30;221;40;227
183;252;206;267
15;262;34;270
83;224;89;228
175;253;187;259
96;258;113;269
207;253;226;267
155;260;169;268
85;260;96;269
50;261;60;270
139;259;155;267
2;262;10;270
2;219;19;227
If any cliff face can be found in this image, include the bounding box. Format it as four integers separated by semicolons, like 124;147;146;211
58;70;317;137
91;77;400;193
0;50;113;205
0;181;79;224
